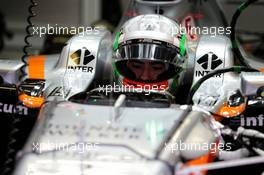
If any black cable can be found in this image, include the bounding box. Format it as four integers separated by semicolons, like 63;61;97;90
226;0;264;6
1;0;38;174
1;101;23;175
19;0;38;81
230;0;259;68
0;75;4;84
236;134;259;156
186;66;259;105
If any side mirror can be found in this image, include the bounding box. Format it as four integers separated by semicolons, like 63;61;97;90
214;90;246;121
18;79;45;108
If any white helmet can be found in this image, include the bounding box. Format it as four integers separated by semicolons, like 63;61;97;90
113;14;187;92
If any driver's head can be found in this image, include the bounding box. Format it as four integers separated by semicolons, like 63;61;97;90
113;14;187;91
127;59;166;82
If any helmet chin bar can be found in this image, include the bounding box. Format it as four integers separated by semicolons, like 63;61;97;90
115;59;181;83
136;0;182;5
123;77;169;91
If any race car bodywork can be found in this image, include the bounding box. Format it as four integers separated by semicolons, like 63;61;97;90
0;0;264;174
3;29;229;174
13;92;220;175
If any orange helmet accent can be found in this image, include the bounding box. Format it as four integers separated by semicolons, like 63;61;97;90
19;93;44;108
123;78;169;91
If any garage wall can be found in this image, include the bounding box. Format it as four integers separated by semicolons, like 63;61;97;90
222;0;264;32
1;0;264;58
0;0;101;58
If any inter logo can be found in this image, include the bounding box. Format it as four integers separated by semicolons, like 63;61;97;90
197;52;223;70
70;49;81;65
68;47;95;73
195;52;223;78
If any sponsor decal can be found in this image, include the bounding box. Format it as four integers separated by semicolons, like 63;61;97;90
241;114;264;127
230;114;264;127
195;52;223;78
48;86;71;98
67;47;95;73
0;102;28;115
